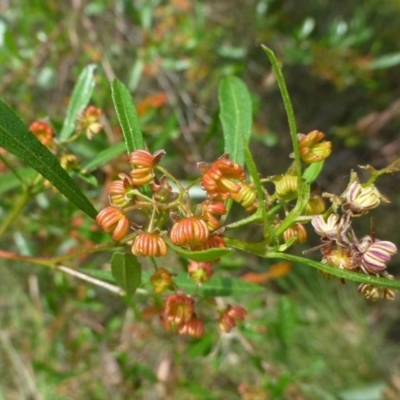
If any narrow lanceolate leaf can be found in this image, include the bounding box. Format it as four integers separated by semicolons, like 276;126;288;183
111;252;142;296
218;76;252;166
0;100;98;219
166;239;233;262
112;79;144;154
59;64;96;141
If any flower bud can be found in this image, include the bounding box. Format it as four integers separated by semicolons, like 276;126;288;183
132;231;168;257
150;268;175;293
108;174;135;207
231;182;258;212
298;130;332;164
164;292;194;325
283;223;307;244
188;261;214;283
305;195;326;215
29;121;54;146
198;154;245;199
129;149;165;186
357;237;397;274
274;175;298;199
200;200;226;231
178;314;205;338
358;283;395;301
311;214;340;240
219;305;247;333
170;216;209;248
344;181;381;216
60;154;79;171
96;206;130;241
77;105;102;139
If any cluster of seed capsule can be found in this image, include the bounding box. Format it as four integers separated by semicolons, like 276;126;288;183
96;150;258;336
310;179;397;300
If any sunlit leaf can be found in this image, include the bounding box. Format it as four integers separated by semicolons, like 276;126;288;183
59;64;96;141
111;252;142;296
0;100;98;219
112;79;144;154
219;76;252;166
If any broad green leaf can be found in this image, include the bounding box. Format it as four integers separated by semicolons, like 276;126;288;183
277;296;296;347
111;79;144;154
59;64;96;141
218;76;252;166
166;239;233;262
111;252;142;296
0;100;98;219
81;142;126;172
303;160;324;184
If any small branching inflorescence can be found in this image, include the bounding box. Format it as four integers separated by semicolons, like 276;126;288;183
0;48;399;341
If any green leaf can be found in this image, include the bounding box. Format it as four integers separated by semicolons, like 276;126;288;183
81;142;126;172
111;252;142;296
111;79;144;154
218;76;252;165
166;239;233;262
303;160;324;184
59;64;96;141
0;100;98;219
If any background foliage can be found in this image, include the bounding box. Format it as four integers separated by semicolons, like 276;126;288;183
1;0;400;398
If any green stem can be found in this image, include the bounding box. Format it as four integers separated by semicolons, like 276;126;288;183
156;165;185;191
262;46;301;182
266;251;400;291
262;46;309;236
224;211;261;230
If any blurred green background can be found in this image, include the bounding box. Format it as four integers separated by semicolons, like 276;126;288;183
1;0;400;399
